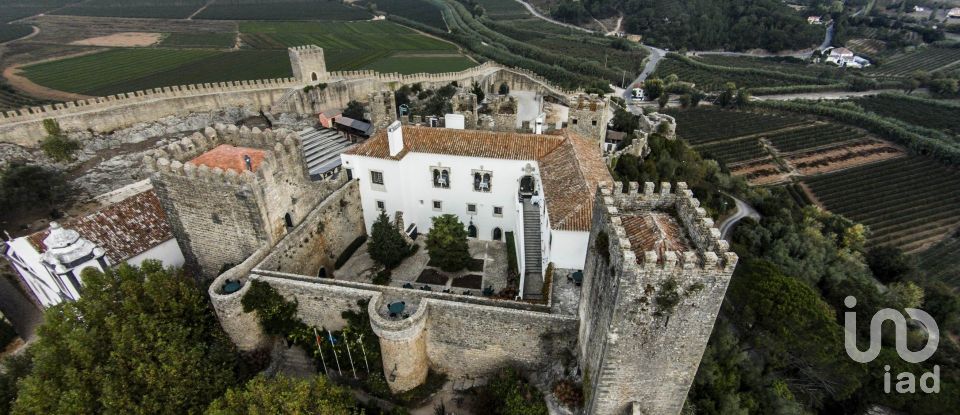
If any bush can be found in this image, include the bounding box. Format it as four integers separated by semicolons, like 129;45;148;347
369;212;410;269
40;119;79;162
373;270;391;285
424;214;472;272
335;235;368;269
0;162;68;222
552;379;583;409
473;367;547;415
242;280;305;337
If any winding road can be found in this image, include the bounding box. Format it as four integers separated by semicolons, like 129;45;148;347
718;194;761;240
511;0;595;33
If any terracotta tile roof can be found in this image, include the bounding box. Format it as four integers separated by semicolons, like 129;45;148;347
621;213;691;260
188;144;266;173
344;126;611;232
540;133;613;231
344;125;566;160
28;190;174;263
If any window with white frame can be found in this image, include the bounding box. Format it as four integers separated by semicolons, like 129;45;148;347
493;206;503;217
431;167;450;188
371;171;384;185
472;170;492;192
433;200;442;211
467;203;477;214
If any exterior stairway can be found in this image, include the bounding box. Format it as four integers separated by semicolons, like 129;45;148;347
277;344;316;378
522;198;544;301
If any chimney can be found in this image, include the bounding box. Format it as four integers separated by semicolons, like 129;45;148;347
387;120;404;157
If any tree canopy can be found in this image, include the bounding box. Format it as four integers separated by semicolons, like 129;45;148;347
425;214;472;272
11;261;239;415
369;212;410;269
205;375;355;415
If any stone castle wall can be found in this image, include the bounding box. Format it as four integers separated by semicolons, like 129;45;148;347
579;182;737;415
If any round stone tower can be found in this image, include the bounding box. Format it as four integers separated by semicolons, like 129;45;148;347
368;295;429;393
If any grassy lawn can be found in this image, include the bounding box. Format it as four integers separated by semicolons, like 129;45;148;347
21;49;291;96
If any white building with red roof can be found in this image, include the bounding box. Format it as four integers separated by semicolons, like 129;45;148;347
3;185;185;307
340;122;612;299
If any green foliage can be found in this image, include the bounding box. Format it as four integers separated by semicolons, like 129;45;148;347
866;245;911;283
336;235;368;269
39;119;79;162
343;100;366;121
12;261;239;415
425;214;472;272
643;78;664;99
204;374;355;415
242;280;305;338
654;278;681;317
0;351;32;415
0;316;16;350
373;270;392;286
369;212;410;269
474;367;547;415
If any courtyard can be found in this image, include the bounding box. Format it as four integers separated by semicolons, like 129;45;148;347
336;238;511;297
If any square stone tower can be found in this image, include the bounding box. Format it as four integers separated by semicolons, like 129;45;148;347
568;94;610;143
578;182;738;415
451;91;479;129
366;90;397;132
145;124;320;277
288;45;327;83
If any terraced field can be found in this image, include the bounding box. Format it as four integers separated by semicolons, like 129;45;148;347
765;124;864;153
697;138;767;165
804;156;960;252
0;82;51;111
868;47;960;78
853;94;960;136
914;234;960;287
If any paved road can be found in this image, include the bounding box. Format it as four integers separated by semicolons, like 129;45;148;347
718;194;761;240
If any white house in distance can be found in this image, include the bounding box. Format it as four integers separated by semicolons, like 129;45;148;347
340;121;611;298
826;47;871;68
2;187;184;307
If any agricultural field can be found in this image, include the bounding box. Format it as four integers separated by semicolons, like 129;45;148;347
852;94;960;136
20;49;291;97
195;0;372;21
0;24;33;43
653;56;832;92
665;108;807;144
913;233;960;287
764;124;863;153
158;32;237;49
472;0;531;20
845;38;886;55
52;0;207;19
867;47;960;77
367;0;447;29
692;55;840;78
804;156;960;252
0;81;51;111
240;21;473;73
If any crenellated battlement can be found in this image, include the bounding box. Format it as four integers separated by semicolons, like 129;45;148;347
597;182;737;274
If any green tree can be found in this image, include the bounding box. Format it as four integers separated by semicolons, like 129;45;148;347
643;78;664;100
718;82;737;108
0;352;32;415
342;100;366;120
11;261;239;415
205;375;355;415
369;211;410;269
658;92;670;109
425;214;472;272
39;119;79;162
866;245;911;283
0;162;69;222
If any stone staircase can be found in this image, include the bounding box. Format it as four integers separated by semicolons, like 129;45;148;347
277;344;317;378
522;198;543;300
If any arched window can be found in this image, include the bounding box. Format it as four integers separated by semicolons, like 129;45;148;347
311;72;318;81
284;213;294;229
432;168;449;188
468;224;478;238
318;267;327;278
492;227;502;241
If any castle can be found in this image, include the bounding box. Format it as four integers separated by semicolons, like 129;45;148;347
2;46;732;414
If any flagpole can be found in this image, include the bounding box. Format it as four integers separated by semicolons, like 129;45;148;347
358;333;370;372
313;327;328;375
344;332;357;379
327;328;343;376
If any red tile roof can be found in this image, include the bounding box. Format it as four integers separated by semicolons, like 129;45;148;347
28;190;174;263
345;126;612;231
188;144;266;173
621;213;691;260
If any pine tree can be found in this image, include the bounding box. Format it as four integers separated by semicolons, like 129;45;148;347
425;214;472;272
369;212;409;269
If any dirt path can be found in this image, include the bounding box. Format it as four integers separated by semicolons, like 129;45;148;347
606;15;623;36
186;0;215;20
3;64;94;102
0;25;40;45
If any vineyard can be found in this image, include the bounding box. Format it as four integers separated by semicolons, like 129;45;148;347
472;0;530;20
665;108;807;144
913;233;960;287
20;49;292;97
195;0;372;21
368;0;447;29
803;156;960;253
867;47;960;78
853;94;959;136
652;55;835;92
159;33;236;49
764;124;863;153
0;81;50;111
0;24;33;43
52;0;206;19
693;55;839;78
